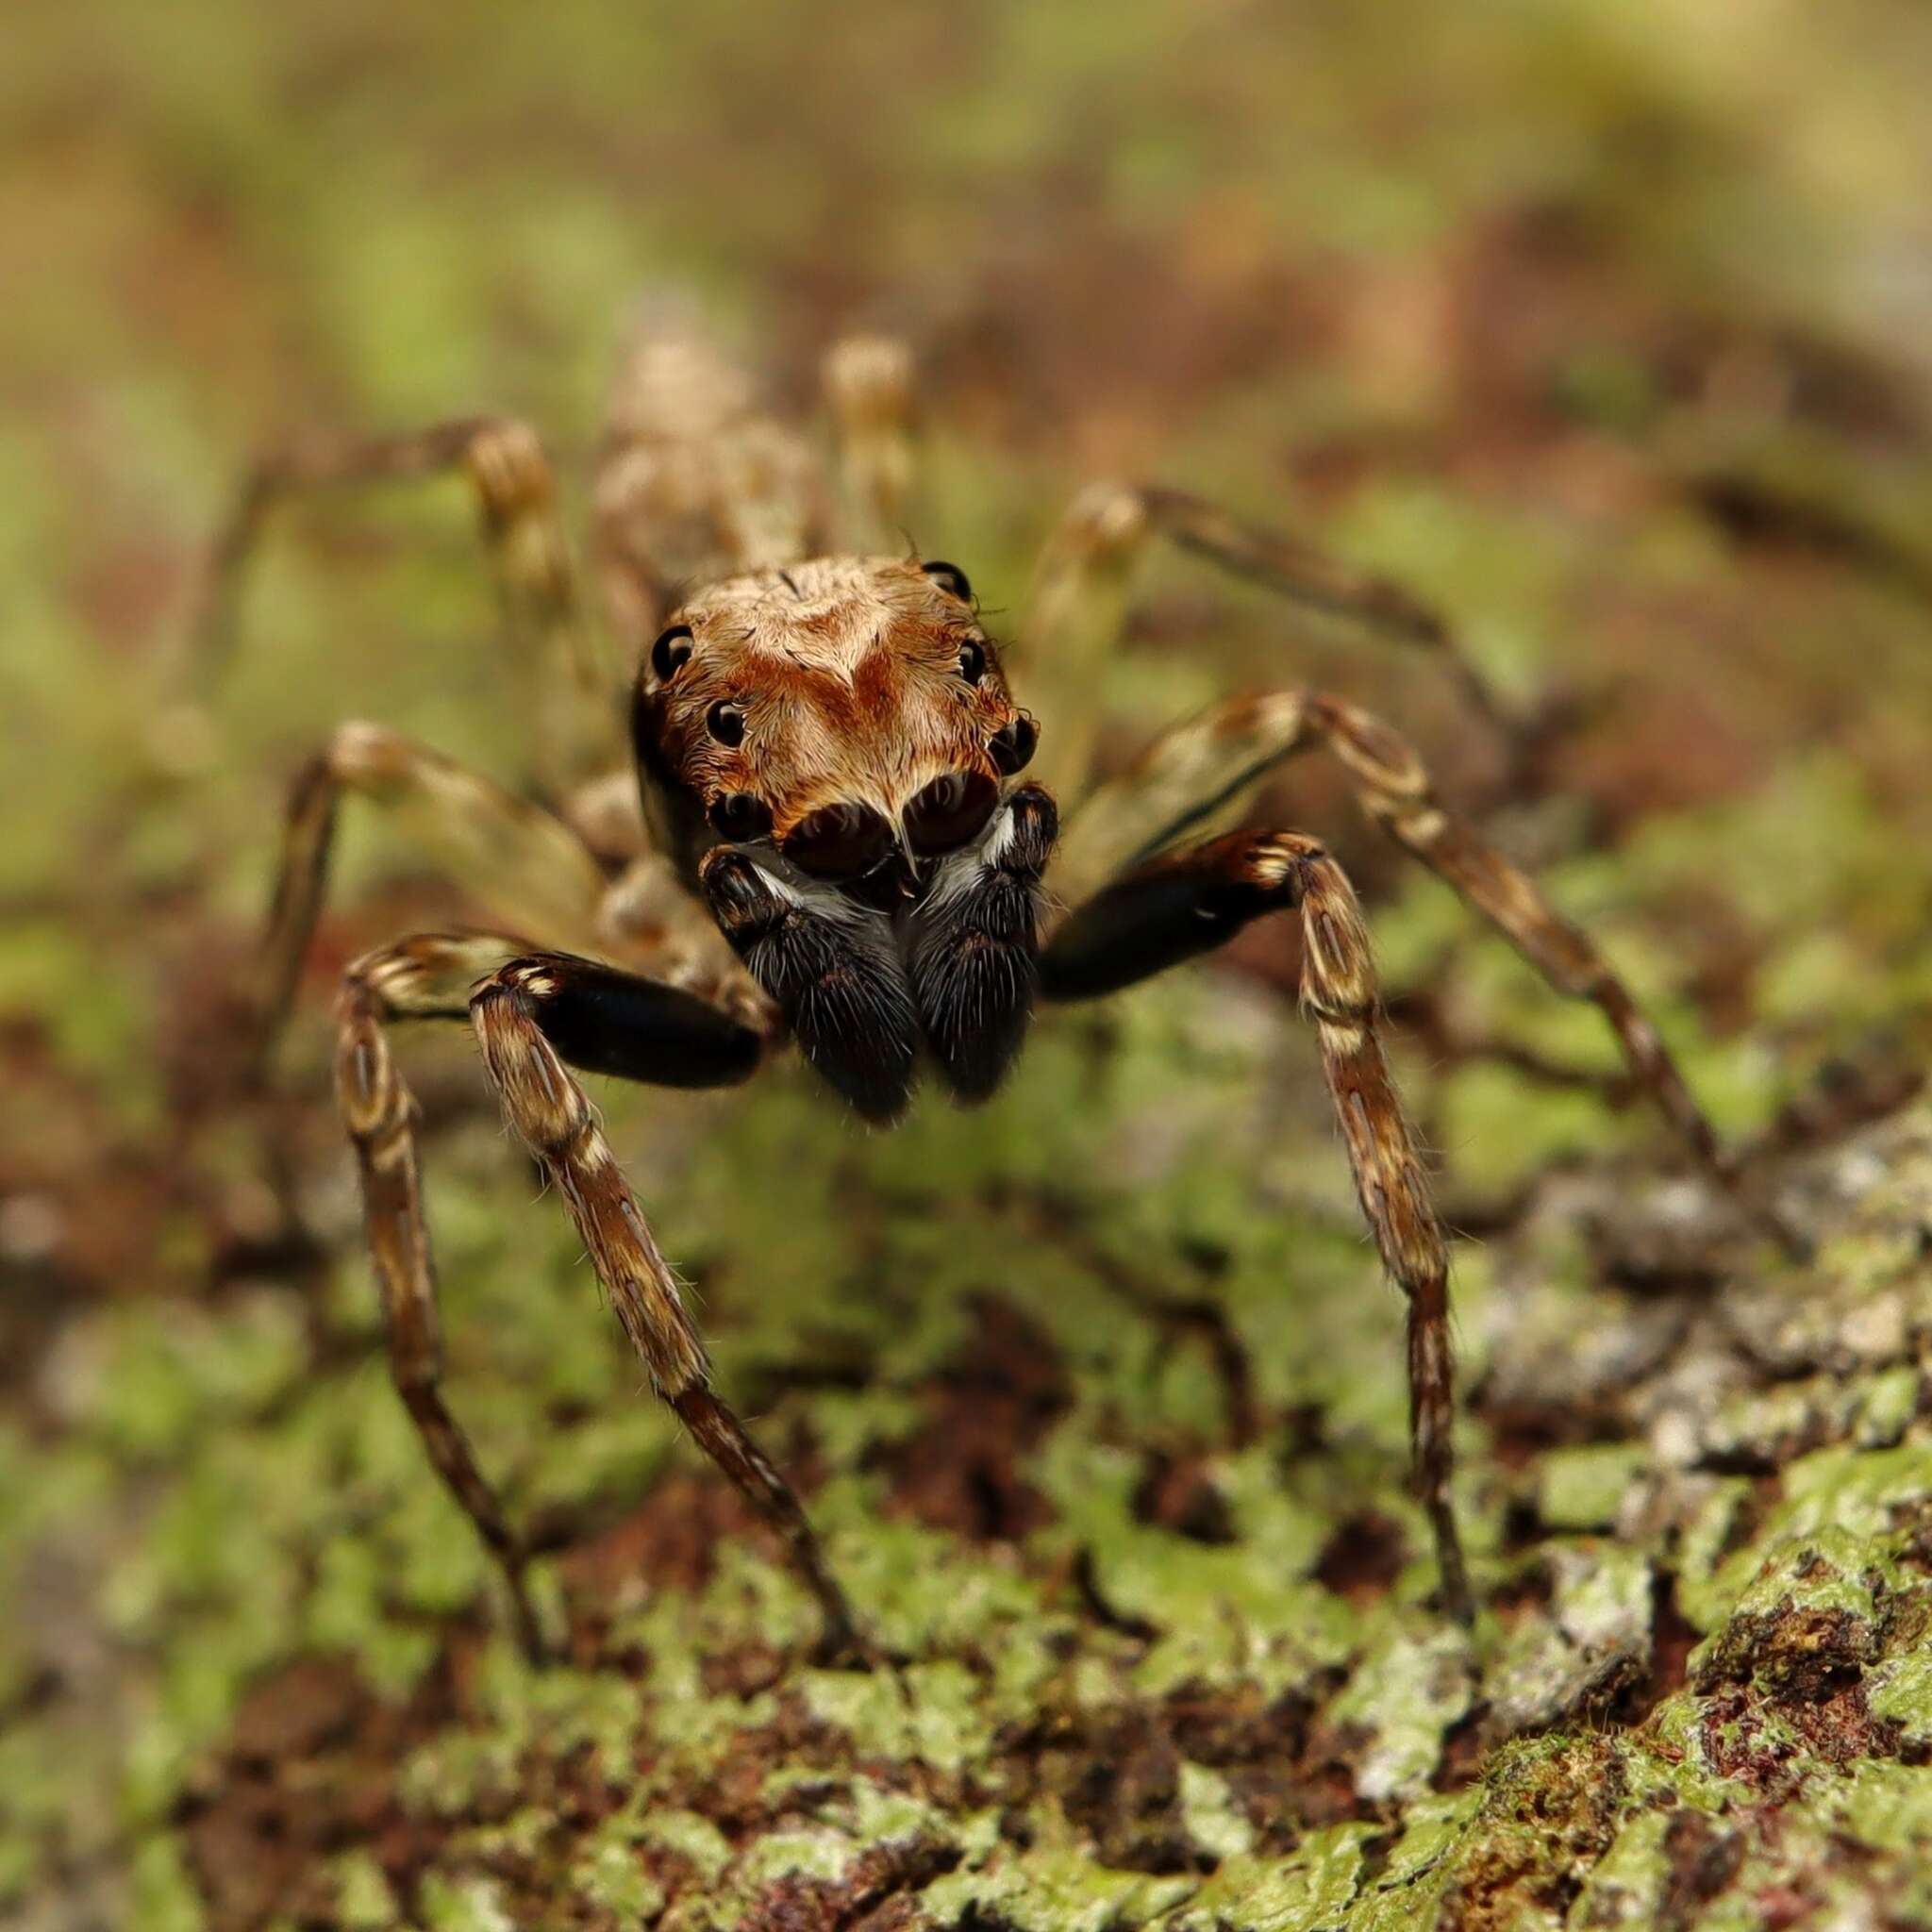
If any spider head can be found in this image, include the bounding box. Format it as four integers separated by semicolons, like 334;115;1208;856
634;556;1038;901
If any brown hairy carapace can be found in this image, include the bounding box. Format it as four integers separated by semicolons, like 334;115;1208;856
202;308;1796;1661
634;555;1036;900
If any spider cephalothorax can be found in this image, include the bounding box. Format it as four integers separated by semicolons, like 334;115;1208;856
207;310;1794;1665
634;555;1035;883
632;554;1051;1119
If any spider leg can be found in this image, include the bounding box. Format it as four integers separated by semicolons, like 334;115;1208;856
1058;688;1799;1255
1022;482;1508;800
1040;830;1472;1623
593;308;823;657
254;722;608;1075
335;933;571;1663
461;948;859;1657
184;417;614;788
337;934;858;1661
822;334;917;552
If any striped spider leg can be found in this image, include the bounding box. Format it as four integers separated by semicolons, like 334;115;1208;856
1035;675;1807;1613
1040;826;1470;1619
1021;479;1512;803
1055;685;1799;1256
1030;480;1800;1257
245;716;860;1657
333;931;861;1663
183;415;617;792
218;316;923;1662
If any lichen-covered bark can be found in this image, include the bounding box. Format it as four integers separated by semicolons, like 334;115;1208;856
8;1024;1932;1930
8;3;1932;1927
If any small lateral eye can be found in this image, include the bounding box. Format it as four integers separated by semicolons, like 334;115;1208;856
956;639;987;685
922;559;972;602
651;624;693;681
706;700;747;747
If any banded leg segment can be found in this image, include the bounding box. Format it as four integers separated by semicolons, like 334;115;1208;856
187;417;613;785
1134;488;1506;734
339;937;856;1659
335;936;556;1660
255;722;608;1071
1058;688;1791;1251
465;955;859;1659
1041;832;1471;1622
1023;482;1509;800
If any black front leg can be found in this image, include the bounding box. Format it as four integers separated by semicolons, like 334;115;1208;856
1040;834;1292;1001
516;956;765;1088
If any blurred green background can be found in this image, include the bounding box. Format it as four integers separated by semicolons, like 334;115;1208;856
9;0;1932;1071
7;2;1932;1927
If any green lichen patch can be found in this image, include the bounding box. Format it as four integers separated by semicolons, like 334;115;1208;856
11;1049;1932;1929
1481;1541;1655;1741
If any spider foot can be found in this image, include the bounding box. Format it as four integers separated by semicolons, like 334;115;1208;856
808;1612;885;1673
1426;1499;1475;1627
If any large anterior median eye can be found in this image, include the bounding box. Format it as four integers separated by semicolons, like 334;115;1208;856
782;802;895;878
706;701;746;746
651;624;692;681
989;713;1038;774
905;770;997;855
708;791;773;841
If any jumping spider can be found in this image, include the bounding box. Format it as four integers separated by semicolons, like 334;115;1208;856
197;311;1790;1662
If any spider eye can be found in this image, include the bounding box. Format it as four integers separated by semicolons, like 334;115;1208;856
651;624;693;681
989;713;1038;775
922;560;972;602
708;791;773;841
905;769;998;855
706;701;747;747
782;802;895;879
956;639;987;685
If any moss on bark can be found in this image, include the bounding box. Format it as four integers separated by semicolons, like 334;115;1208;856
8;1021;1932;1927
